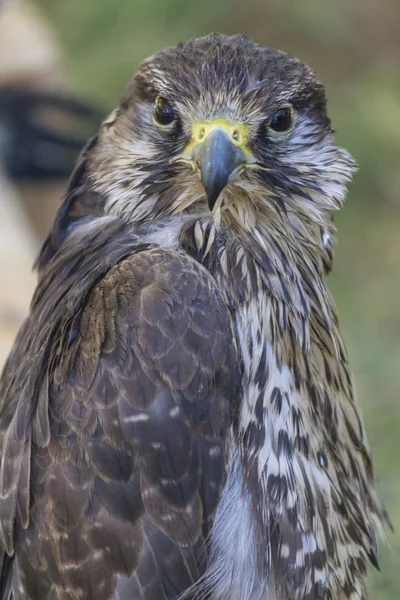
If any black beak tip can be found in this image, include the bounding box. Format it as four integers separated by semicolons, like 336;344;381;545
203;180;226;211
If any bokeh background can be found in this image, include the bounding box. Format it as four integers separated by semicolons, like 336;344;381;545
0;0;399;596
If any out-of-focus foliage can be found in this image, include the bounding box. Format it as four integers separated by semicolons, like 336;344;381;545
34;0;400;596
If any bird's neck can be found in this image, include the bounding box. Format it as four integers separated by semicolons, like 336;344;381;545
178;210;335;338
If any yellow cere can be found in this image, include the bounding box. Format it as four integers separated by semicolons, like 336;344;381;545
182;118;254;162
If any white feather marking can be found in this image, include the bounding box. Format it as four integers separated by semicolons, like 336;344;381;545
186;450;272;600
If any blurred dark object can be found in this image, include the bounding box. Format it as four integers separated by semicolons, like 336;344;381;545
0;0;104;238
0;86;103;181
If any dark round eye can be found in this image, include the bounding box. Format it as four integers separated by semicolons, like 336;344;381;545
269;107;294;133
154;96;175;126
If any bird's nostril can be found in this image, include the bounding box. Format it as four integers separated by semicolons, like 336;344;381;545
198;127;205;140
232;129;240;142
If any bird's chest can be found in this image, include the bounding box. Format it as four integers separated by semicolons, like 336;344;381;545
206;266;339;599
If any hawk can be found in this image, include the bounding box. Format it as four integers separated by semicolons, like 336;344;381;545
0;34;387;600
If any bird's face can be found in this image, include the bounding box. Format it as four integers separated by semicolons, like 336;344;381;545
89;34;355;245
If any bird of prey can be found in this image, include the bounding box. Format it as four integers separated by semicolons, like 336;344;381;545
0;34;387;600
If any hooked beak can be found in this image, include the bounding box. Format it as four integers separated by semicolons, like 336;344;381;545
194;129;247;210
179;120;252;210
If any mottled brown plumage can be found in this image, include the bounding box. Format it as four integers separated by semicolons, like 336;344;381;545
0;34;387;599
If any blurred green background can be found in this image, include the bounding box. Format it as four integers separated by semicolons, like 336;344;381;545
34;0;400;596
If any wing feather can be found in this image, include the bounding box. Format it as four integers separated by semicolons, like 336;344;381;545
0;244;240;599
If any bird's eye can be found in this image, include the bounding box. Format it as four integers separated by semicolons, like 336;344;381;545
268;106;294;133
153;96;175;126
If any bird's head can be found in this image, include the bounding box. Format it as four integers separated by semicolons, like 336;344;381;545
87;34;356;255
